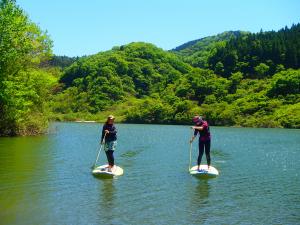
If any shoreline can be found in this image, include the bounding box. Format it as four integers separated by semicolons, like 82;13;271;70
50;120;295;129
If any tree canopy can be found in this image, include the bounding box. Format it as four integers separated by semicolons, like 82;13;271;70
0;0;54;136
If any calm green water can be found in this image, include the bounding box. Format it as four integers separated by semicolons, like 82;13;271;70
0;123;299;225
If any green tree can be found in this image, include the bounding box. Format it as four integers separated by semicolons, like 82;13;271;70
0;0;52;136
214;62;224;75
267;69;300;97
229;72;243;93
254;63;270;78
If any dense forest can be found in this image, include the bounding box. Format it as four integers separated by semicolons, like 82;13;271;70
0;0;299;136
173;25;300;78
52;42;300;128
0;0;55;136
172;31;248;68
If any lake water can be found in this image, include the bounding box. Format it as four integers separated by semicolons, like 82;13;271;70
0;123;299;225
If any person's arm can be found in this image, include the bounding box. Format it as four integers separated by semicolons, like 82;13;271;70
101;125;106;143
109;125;117;134
190;128;198;143
192;126;204;131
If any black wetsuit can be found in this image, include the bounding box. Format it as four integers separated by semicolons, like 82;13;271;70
194;121;211;167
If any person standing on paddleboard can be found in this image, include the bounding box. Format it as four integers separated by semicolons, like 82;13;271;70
190;115;211;171
101;115;117;172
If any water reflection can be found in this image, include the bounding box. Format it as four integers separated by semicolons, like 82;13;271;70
187;180;211;224
193;180;210;206
0;136;51;224
97;179;116;223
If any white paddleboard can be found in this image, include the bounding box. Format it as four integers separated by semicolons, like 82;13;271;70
92;165;124;178
190;165;219;179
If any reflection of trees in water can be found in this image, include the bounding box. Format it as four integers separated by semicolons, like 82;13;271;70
188;180;211;224
0;136;51;224
98;179;116;223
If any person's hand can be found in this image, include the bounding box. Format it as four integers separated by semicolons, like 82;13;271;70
189;138;193;144
190;126;195;129
105;130;109;134
101;140;105;145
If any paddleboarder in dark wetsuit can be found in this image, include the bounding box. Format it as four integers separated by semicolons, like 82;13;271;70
190;116;211;171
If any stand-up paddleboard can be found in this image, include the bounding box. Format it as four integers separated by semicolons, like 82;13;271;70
190;165;219;179
92;165;124;178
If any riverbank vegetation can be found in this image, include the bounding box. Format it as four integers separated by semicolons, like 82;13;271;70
0;0;299;136
0;0;55;136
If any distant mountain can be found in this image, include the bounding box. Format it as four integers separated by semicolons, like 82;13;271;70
172;31;246;54
49;55;80;68
206;23;300;77
172;24;300;78
171;31;248;68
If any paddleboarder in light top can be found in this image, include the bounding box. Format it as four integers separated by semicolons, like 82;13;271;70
101;115;117;172
190;115;211;171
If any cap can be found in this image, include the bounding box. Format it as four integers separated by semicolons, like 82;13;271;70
108;115;115;120
192;116;203;124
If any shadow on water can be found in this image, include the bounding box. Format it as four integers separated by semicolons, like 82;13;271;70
120;149;143;158
120;148;144;168
211;148;230;159
210;148;230;166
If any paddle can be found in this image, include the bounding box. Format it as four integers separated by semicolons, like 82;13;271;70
189;142;192;171
189;128;194;171
91;133;106;169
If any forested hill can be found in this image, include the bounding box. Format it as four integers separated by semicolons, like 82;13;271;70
207;24;300;77
53;42;195;114
53;39;300;128
173;24;300;78
173;31;245;54
41;55;79;69
172;31;248;68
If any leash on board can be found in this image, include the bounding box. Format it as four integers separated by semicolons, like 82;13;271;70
92;133;107;169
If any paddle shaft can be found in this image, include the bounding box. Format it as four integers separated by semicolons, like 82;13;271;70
189;129;194;171
189;142;192;171
93;133;107;168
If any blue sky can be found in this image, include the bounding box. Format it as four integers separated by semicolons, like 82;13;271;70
17;0;300;57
